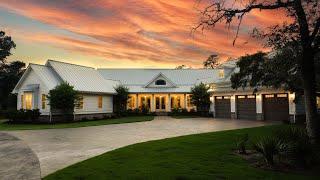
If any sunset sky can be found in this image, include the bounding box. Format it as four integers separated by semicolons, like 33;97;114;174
0;0;288;68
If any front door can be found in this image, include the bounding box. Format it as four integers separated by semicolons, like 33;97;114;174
156;96;166;111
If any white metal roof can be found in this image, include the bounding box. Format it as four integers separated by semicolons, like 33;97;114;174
46;60;118;94
97;68;223;86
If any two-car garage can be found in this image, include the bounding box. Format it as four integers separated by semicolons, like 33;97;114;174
214;93;289;121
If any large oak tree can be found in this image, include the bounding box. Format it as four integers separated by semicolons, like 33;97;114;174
195;0;320;141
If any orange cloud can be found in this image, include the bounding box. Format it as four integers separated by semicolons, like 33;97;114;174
0;0;290;67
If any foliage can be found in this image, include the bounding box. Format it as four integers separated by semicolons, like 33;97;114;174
114;85;130;115
235;133;249;154
0;31;16;64
6;109;40;123
0;61;26;109
203;54;219;69
190;83;211;112
253;136;283;166
47;82;78;114
275;127;316;167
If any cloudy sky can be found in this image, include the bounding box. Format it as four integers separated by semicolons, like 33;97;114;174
0;0;288;68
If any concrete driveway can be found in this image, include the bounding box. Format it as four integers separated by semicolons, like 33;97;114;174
5;116;275;177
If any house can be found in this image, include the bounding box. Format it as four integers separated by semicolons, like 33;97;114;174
12;59;307;122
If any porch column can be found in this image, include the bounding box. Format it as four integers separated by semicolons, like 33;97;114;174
168;94;171;112
256;94;263;120
230;95;236;119
184;94;187;109
135;94;138;109
151;94;155;112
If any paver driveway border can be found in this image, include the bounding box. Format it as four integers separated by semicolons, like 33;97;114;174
5;116;276;177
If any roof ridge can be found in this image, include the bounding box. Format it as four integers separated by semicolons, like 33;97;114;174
47;59;95;69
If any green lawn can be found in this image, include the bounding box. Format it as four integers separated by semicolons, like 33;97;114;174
0;116;154;131
44;125;319;180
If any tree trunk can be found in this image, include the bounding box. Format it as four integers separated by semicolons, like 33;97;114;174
299;51;319;142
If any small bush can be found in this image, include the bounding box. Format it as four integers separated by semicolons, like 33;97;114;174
253;136;283;166
6;109;41;123
235;133;249;154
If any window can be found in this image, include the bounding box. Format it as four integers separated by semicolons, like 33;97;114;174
155;79;166;85
42;94;46;109
24;93;33;110
218;69;224;78
98;96;103;108
76;95;84;109
128;95;135;109
21;95;24;109
187;95;193;107
317;96;320;109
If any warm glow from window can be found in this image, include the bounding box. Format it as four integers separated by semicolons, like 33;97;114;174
219;69;224;78
42;94;46;109
277;94;287;98
128;95;136;109
317;97;320;109
98;96;103;108
265;94;274;98
25;93;32;110
187;95;193;107
216;96;223;99
224;96;231;99
247;95;255;99
237;95;245;99
77;95;84;109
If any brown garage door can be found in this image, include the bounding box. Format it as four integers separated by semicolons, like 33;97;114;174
263;94;289;121
215;96;231;118
237;95;256;120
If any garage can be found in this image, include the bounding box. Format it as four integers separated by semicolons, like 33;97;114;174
215;96;231;118
263;94;289;121
236;95;256;120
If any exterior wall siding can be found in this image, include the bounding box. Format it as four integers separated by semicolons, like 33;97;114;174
74;94;113;114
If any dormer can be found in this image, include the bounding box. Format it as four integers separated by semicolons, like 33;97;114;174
145;73;177;88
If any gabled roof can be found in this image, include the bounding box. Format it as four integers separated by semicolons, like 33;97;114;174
97;68;221;86
12;64;61;93
46;60;118;94
144;72;177;88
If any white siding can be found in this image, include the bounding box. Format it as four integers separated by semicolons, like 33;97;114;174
16;69;51;115
74;94;113;114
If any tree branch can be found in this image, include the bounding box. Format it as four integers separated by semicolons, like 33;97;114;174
311;17;320;43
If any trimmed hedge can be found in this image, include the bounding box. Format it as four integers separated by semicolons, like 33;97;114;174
6;109;41;123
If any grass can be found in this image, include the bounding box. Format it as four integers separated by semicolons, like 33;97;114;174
44;125;319;180
0;116;154;131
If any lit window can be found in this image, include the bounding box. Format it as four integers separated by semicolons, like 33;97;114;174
237;95;246;99
42;94;46;109
76;95;84;109
187;95;193;107
21;95;24;109
155;79;166;85
247;95;255;99
224;96;231;99
219;69;224;78
98;96;103;108
265;94;274;98
25;93;33;110
277;94;287;98
128;95;135;109
216;96;223;99
317;97;320;109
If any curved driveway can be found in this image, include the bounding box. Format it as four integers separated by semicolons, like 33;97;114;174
6;116;275;177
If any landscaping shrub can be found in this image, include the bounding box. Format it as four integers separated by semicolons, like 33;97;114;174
253;136;283;166
6;109;40;123
275;127;316;167
235;133;249;154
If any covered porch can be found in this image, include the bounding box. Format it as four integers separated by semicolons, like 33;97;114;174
127;93;195;112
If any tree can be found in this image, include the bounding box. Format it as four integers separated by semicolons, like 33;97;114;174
203;54;219;69
47;82;78;115
175;65;192;69
0;61;26;110
114;85;130;115
190;83;211;112
0;31;16;64
195;0;320;141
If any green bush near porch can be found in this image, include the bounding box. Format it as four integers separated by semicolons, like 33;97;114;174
44;125;320;179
